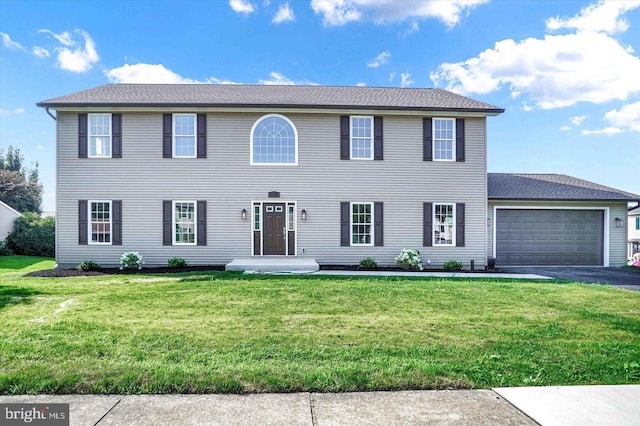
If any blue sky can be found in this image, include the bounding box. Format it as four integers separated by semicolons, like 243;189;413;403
1;0;639;212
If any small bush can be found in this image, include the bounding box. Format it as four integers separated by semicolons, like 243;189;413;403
395;248;423;271
359;257;378;270
5;212;55;257
443;260;463;271
77;260;101;272
0;242;13;256
168;257;189;269
120;251;144;270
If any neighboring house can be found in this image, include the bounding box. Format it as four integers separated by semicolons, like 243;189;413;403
0;200;20;241
37;84;640;269
629;206;640;257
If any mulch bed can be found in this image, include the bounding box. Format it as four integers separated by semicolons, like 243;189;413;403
24;265;225;278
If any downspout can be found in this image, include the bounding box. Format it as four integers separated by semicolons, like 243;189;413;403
45;106;56;121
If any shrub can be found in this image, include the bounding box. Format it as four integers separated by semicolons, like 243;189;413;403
168;257;189;269
359;257;378;270
77;260;101;272
395;248;423;271
443;260;463;271
5;213;54;257
120;251;144;270
0;242;13;256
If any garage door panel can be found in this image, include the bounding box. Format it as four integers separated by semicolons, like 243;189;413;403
496;209;604;266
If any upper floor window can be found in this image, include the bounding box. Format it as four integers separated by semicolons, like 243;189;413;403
433;203;455;246
173;114;196;158
636;217;640;230
89;114;112;158
90;201;111;244
251;114;297;165
350;116;373;160
433;118;455;161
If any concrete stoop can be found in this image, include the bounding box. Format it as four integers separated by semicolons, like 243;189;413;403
225;257;319;273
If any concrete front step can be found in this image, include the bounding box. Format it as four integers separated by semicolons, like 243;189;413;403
225;257;319;273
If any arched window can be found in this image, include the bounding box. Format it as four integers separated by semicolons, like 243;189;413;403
250;114;298;165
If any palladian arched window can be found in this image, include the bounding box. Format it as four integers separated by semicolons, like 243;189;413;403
250;114;298;165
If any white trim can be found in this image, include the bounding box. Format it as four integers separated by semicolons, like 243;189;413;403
88;200;112;245
433;202;456;247
249;114;299;166
172;200;197;245
349;115;374;160
250;200;297;256
350;201;374;246
492;205;610;267
88;113;112;158
432;117;456;162
172;113;197;158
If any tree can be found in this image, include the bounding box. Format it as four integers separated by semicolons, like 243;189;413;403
0;146;43;213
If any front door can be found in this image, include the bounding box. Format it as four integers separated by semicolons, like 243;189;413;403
263;203;286;255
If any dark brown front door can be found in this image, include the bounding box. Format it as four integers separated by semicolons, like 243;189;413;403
263;203;286;255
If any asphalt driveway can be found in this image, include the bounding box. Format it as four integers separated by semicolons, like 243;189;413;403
500;267;640;291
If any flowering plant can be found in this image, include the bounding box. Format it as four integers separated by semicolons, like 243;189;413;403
120;251;144;270
395;248;423;271
629;253;640;268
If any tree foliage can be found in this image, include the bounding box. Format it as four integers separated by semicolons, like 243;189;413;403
5;212;55;257
0;146;43;213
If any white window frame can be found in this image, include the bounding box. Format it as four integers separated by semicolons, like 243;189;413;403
250;114;298;166
433;203;456;246
173;113;197;158
350;201;374;246
433;118;455;162
172;200;197;245
88;113;112;158
350;116;374;160
88;200;112;245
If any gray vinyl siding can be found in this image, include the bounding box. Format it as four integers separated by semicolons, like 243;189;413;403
488;200;629;266
0;203;20;241
56;111;488;268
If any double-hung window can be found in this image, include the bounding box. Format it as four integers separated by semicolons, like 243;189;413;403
351;202;373;245
350;116;373;160
89;114;112;158
173;114;196;158
433;203;455;245
173;201;196;245
90;201;111;244
433;118;455;161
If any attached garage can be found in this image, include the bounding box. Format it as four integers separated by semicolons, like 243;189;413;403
495;208;604;266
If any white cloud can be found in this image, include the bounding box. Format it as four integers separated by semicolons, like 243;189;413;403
546;0;640;35
388;72;396;82
366;50;390;68
32;46;50;58
258;71;317;85
0;32;24;50
401;21;420;37
106;63;200;83
604;101;640;132
311;0;487;27
39;29;99;72
229;0;255;14
273;3;295;23
559;125;572;131
400;72;414;88
581;127;623;136
570;115;588;126
0;107;25;115
355;82;366;86
36;145;45;151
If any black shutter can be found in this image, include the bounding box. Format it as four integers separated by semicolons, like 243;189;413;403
112;200;122;245
112;114;122;158
456;119;465;162
374;116;383;160
340;202;350;246
423;202;433;246
78;114;88;158
197;114;207;158
423;117;432;161
78;200;88;245
197;200;207;245
340;116;350;160
163;200;172;245
374;202;383;246
456;203;465;247
163;113;172;158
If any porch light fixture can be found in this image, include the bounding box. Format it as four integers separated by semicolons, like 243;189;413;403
615;217;624;228
301;209;307;220
241;208;247;220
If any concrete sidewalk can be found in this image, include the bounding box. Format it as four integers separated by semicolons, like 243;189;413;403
2;386;639;425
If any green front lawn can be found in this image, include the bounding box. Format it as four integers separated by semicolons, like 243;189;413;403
1;256;639;394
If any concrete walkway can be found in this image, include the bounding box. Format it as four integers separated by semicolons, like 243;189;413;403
2;386;639;425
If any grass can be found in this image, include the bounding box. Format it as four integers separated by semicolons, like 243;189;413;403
1;256;639;394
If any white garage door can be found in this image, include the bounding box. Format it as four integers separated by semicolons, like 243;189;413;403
495;209;604;266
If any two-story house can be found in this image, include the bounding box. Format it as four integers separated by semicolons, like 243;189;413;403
38;84;638;269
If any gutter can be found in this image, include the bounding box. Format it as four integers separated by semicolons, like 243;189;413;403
44;106;56;121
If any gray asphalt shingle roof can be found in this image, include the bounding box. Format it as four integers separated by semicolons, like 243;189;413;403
37;84;504;113
488;173;640;201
